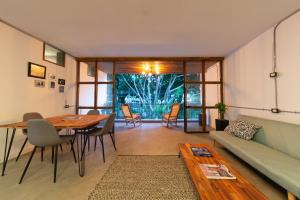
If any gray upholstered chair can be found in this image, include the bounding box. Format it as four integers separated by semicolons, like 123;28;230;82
87;109;100;115
19;119;77;184
82;113;116;163
16;112;63;162
76;109;101;151
16;112;43;162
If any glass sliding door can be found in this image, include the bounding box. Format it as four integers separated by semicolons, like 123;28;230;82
184;60;223;133
77;61;115;115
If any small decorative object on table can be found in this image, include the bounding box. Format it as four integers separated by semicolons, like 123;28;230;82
199;164;236;179
215;102;229;131
63;116;81;121
191;147;212;157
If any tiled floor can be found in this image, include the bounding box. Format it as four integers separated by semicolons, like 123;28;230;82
0;123;286;200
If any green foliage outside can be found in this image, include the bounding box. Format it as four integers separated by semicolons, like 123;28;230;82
115;74;184;119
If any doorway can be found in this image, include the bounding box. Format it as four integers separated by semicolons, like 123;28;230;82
76;58;223;133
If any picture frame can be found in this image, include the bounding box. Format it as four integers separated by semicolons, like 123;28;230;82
34;80;45;88
50;81;56;89
59;86;64;93
28;62;46;79
58;79;65;85
43;43;65;67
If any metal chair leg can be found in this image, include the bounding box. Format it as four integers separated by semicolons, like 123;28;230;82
16;137;28;162
51;146;54;164
19;146;37;184
59;144;63;152
99;135;105;163
94;136;97;151
41;147;44;162
54;145;58;183
88;136;90;152
109;133;117;151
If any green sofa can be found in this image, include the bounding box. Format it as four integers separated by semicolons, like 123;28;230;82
210;115;300;200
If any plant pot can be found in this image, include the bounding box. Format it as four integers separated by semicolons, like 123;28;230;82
215;119;229;131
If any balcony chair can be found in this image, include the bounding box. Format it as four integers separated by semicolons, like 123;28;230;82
81;113;116;163
121;104;141;127
19;119;77;184
162;103;181;127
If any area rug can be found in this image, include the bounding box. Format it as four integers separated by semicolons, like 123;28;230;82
88;155;199;200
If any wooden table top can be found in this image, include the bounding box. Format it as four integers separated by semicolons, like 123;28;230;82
0;114;109;129
179;143;268;200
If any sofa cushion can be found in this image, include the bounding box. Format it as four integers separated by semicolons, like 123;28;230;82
225;120;260;140
210;131;300;198
224;120;239;135
238;115;300;160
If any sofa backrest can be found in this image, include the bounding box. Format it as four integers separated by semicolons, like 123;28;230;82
238;115;300;160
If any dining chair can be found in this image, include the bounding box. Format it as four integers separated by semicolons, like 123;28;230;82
162;103;181;127
19;119;77;184
16;112;43;162
82;113;116;163
121;104;141;127
16;112;64;162
75;109;100;151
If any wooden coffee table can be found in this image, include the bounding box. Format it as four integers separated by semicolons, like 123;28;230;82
178;143;268;200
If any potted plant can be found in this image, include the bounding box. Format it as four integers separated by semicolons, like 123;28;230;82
215;102;229;131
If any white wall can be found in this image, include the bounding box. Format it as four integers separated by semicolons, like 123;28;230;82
224;12;300;124
0;21;77;160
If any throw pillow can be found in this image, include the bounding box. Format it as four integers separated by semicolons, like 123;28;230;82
232;120;261;140
224;120;261;140
224;120;240;135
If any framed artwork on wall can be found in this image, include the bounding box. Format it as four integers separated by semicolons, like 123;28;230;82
34;80;45;87
43;43;65;67
58;78;65;85
28;62;46;79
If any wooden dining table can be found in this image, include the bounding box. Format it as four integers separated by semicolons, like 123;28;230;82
0;114;109;177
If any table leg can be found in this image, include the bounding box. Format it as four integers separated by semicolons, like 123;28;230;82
76;133;86;177
2;128;16;176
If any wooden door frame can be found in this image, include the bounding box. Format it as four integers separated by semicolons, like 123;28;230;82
76;60;115;114
183;59;224;133
75;57;224;132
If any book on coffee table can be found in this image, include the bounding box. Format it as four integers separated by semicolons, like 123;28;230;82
199;164;236;179
191;147;212;157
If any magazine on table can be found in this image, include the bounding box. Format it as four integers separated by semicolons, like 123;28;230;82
190;147;212;157
199;164;236;179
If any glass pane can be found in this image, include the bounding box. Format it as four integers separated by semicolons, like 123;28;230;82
78;109;92;115
80;62;95;82
97;84;113;107
44;44;65;66
186;84;202;106
205;84;221;106
97;62;113;82
98;109;113;115
205;61;221;82
79;84;95;106
186;62;202;81
186;108;204;132
206;109;218;130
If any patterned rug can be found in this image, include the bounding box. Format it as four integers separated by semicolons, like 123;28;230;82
88;155;199;200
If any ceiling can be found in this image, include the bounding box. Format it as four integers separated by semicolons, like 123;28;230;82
0;0;299;57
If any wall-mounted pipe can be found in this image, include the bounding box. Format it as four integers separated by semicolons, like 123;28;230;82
228;9;300;114
272;9;300;110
